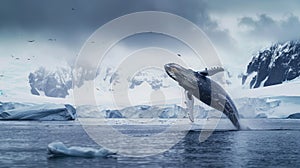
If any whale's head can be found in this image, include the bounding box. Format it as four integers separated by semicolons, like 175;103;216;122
164;63;198;91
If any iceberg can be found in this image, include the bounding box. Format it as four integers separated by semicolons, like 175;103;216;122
47;141;117;158
0;102;76;120
105;110;123;118
76;105;106;118
287;113;300;119
255;113;268;118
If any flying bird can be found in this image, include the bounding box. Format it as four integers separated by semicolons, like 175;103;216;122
177;53;181;57
28;40;35;43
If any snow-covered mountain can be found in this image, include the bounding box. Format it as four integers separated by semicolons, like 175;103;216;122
94;66;176;95
243;40;300;88
28;65;101;98
27;66;173;99
29;67;72;98
128;68;170;90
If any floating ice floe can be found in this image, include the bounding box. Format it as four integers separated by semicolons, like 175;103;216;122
0;103;76;120
47;141;117;158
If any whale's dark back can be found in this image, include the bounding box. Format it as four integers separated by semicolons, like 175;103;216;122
194;72;241;129
195;74;212;106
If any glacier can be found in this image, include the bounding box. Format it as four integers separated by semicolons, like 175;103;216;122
78;79;300;119
1;90;300;121
76;96;300;119
76;104;186;119
0;102;76;120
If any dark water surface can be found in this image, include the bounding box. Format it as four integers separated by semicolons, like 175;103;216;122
0;120;300;168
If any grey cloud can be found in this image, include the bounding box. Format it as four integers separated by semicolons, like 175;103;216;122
206;0;300;17
239;14;276;27
238;14;300;42
0;0;234;56
153;1;236;50
0;0;150;48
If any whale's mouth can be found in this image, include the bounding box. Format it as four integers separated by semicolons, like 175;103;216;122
164;64;178;81
166;69;177;81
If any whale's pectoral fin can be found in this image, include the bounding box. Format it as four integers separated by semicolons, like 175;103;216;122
185;90;194;122
199;67;224;76
199;68;209;76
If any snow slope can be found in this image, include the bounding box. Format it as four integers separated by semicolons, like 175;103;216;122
243;40;300;88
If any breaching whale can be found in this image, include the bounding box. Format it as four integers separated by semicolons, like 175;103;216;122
164;63;241;130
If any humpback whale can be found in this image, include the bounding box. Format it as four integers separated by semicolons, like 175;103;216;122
164;63;241;130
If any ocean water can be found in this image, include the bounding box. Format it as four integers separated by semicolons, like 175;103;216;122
1;119;300;167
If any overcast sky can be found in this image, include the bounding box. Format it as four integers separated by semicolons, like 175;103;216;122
1;0;300;70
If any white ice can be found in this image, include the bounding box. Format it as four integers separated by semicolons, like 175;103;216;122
0;103;75;120
47;141;117;158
